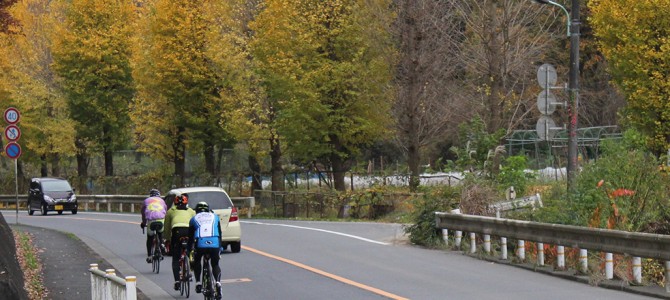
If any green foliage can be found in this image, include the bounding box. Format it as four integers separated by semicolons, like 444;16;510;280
496;155;535;196
404;185;460;247
569;132;670;231
451;116;506;172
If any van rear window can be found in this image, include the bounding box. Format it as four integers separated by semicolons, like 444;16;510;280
185;191;233;210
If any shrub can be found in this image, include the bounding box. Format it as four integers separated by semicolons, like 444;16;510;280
404;185;460;247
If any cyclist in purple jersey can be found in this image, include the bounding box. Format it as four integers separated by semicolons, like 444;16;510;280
140;188;167;263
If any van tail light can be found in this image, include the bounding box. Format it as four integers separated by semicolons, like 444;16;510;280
229;207;239;222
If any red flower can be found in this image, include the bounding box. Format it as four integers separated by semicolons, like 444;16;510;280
610;188;635;198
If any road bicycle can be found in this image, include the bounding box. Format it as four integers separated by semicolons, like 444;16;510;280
178;237;191;298
149;221;164;273
200;253;219;300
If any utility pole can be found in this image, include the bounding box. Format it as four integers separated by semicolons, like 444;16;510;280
532;0;580;193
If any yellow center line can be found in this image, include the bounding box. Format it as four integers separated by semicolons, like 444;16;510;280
53;216;407;299
243;245;409;300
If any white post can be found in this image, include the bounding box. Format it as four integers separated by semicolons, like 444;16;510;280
483;234;491;254
517;240;525;261
579;249;588;273
665;261;670;293
126;276;137;300
119;203;123;212
469;232;476;254
85;202;89;211
605;253;613;279
441;229;449;246
89;264;98;299
107;202;111;212
501;237;507;260
451;208;462;249
96;203;100;211
557;246;565;269
105;269;116;300
131;203;135;213
455;231;462;249
537;243;544;266
633;257;642;284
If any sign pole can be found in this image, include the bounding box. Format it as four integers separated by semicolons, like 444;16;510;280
15;159;18;224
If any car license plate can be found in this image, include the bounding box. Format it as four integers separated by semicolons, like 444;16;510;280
55;205;63;210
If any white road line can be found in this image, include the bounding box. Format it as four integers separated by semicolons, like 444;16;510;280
242;221;390;246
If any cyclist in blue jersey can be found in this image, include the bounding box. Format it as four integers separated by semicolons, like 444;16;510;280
187;202;222;299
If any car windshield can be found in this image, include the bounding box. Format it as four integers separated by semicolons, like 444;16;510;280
186;191;233;210
41;180;72;192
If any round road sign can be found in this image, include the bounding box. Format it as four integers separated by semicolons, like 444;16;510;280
4;107;20;124
4;125;20;142
5;142;21;159
536;115;557;141
537;64;557;88
537;90;557;115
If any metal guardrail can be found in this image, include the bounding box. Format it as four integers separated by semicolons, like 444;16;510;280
0;195;255;216
89;264;136;300
434;212;670;260
435;211;670;292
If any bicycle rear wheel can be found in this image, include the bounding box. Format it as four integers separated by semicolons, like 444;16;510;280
152;238;161;273
181;255;190;298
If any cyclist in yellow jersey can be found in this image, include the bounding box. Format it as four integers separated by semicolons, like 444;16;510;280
164;193;196;291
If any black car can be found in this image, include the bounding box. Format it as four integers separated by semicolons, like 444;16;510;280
28;177;78;215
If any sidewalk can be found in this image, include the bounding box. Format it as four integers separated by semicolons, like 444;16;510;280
11;224;149;300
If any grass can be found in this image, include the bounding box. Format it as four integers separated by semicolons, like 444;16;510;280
13;231;47;300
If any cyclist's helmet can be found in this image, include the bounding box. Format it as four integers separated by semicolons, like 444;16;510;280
195;201;210;213
174;194;189;207
149;188;161;197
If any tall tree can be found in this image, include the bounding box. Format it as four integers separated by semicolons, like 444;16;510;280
52;0;136;176
450;0;557;134
589;0;670;154
252;0;396;191
394;0;465;191
132;0;234;185
0;0;75;177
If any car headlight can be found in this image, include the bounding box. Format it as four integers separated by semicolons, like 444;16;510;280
44;195;55;203
69;194;76;202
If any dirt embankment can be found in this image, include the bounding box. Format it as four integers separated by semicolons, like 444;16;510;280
0;213;28;300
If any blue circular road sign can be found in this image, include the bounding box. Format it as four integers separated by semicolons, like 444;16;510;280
5;142;21;159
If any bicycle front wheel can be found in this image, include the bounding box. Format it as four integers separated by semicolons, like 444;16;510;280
202;266;212;300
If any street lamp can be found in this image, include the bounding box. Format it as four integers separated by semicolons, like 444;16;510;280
533;0;580;194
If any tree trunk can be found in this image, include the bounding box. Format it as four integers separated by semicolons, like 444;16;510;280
104;149;113;176
216;147;225;185
75;138;88;177
269;136;284;191
331;154;347;191
204;140;216;175
248;154;263;193
173;126;186;187
40;155;48;177
50;153;60;177
408;143;421;192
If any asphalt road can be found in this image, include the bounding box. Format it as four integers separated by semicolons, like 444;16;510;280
2;211;660;300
